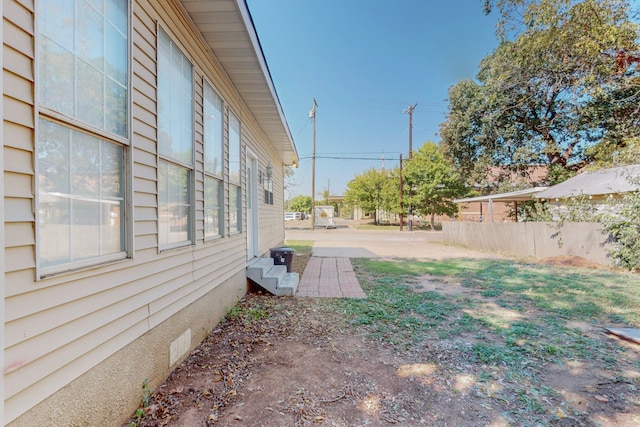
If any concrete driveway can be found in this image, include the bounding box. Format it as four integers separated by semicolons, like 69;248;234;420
285;219;506;260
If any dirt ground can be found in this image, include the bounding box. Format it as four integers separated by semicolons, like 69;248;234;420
126;255;640;427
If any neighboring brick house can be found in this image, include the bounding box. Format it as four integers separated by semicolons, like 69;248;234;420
455;166;549;223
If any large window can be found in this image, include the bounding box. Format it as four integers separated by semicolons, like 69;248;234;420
157;28;194;248
203;81;224;238
39;0;128;137
228;111;242;233
37;0;128;273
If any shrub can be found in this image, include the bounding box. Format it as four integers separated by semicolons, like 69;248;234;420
600;187;640;271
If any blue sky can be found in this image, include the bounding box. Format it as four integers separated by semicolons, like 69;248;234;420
246;0;500;199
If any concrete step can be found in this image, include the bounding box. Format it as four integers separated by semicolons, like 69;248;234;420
247;257;298;296
277;272;299;296
247;257;274;278
262;264;287;288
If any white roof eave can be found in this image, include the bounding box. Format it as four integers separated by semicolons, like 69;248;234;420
180;0;298;166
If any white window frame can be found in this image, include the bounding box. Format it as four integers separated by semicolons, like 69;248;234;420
228;109;242;234
36;0;131;277
203;79;224;240
157;27;194;250
263;171;274;205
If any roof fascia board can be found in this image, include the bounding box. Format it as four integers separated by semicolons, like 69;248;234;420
235;0;297;156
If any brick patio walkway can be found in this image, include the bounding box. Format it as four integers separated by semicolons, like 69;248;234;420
296;257;366;298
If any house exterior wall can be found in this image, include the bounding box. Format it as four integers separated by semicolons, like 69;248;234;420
458;201;512;222
1;1;5;421
3;0;288;425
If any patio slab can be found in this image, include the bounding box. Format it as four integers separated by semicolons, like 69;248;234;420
296;257;366;298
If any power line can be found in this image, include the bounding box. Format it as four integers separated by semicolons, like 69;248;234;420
298;155;397;161
297;151;403;158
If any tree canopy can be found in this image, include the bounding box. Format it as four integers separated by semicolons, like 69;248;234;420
441;0;640;187
344;168;389;224
287;195;311;213
403;142;468;228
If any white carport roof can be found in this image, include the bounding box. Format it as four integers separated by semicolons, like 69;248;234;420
180;0;298;166
454;187;548;222
536;164;640;200
454;187;549;204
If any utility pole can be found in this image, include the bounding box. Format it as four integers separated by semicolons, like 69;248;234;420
399;154;403;231
404;103;417;230
310;98;317;231
404;103;417;159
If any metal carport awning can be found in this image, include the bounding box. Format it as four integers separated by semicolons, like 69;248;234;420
453;187;549;222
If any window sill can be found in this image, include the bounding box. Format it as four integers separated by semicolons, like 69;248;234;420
38;252;129;280
159;240;194;253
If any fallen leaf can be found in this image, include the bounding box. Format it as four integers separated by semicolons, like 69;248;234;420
170;385;184;394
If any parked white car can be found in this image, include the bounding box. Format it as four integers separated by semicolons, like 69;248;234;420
284;212;296;221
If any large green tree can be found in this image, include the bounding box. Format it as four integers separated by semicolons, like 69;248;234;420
287;195;311;213
441;0;640;186
381;167;404;217
344;168;388;225
403;142;468;229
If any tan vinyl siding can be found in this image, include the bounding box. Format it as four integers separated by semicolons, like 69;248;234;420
193;74;205;242
4;146;32;175
4;171;31;198
3;26;33;69
7;311;151;422
4;120;33;151
4;1;33;33
4;44;32;84
3;93;33;129
4;0;291;424
4;70;32;104
4;270;33;299
4;222;33;248
4;0;35;326
131;1;160;261
4;245;34;273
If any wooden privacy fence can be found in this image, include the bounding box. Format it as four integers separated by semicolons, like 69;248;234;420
442;221;613;267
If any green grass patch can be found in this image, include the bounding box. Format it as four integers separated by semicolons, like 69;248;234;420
225;304;270;325
343;257;638;366
338;262;460;348
354;223;401;230
369;258;640;326
472;342;522;365
284;240;313;253
355;258;487;277
354;259;425;276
